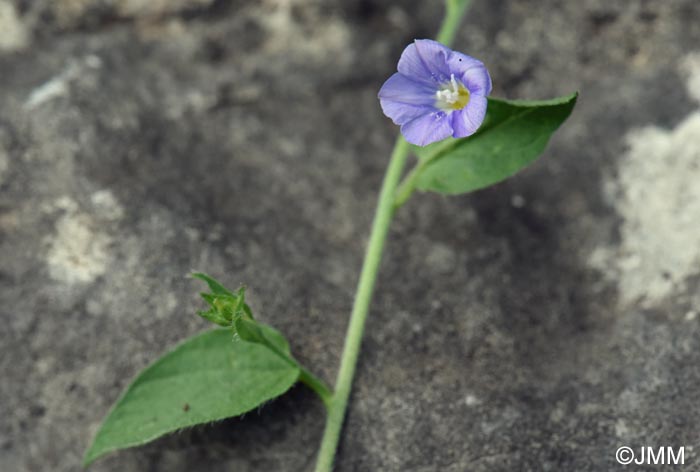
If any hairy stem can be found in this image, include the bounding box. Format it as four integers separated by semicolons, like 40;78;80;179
313;3;472;470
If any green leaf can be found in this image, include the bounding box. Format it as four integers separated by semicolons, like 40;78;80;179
84;329;300;466
191;272;332;406
412;93;577;195
234;318;291;356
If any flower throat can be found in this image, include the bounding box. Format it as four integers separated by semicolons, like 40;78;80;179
436;74;470;110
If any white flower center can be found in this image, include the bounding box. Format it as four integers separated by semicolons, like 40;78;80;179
435;74;470;111
436;74;461;104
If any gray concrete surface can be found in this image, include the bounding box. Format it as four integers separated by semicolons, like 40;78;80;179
2;0;700;470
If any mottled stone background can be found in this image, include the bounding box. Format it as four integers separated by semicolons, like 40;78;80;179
1;0;700;471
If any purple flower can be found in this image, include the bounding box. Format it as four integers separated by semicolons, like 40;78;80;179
378;39;492;146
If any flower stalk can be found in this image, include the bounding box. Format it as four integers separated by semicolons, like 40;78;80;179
437;0;473;46
312;3;473;470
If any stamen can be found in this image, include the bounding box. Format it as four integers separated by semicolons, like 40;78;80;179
450;74;459;94
436;74;462;106
435;73;470;111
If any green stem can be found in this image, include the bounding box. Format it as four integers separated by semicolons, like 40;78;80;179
313;3;472;470
437;0;473;46
394;138;456;209
300;367;333;409
313;137;410;472
394;157;428;209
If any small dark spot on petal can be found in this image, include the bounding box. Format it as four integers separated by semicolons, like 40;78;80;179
183;403;190;412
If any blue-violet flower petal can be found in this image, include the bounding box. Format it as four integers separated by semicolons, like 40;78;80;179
378;39;492;146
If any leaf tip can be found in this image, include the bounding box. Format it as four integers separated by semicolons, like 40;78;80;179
82;444;100;468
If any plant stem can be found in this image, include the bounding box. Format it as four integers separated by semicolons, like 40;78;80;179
313;3;472;470
393;157;427;210
437;0;473;46
313;137;410;472
300;367;333;410
394;138;457;209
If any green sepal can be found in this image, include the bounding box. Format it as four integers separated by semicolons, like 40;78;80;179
194;274;254;327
